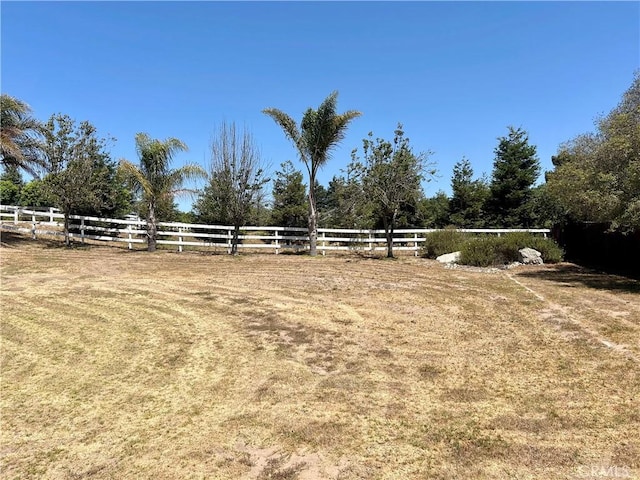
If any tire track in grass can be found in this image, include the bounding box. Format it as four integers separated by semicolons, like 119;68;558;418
504;272;639;364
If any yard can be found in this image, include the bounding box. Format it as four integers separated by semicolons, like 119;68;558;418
1;233;639;479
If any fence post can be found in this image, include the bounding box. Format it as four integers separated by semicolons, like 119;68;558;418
369;232;373;251
414;233;418;257
31;213;36;240
127;224;133;250
275;229;279;255
321;231;326;256
80;218;85;244
227;229;232;255
178;227;183;253
14;208;19;224
49;207;54;223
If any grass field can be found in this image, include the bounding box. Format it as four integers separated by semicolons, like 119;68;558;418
1;233;639;479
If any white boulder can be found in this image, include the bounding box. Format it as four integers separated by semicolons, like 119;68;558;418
518;247;543;265
436;251;461;264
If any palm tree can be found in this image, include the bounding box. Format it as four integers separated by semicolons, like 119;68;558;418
120;133;206;252
263;91;361;256
0;94;46;176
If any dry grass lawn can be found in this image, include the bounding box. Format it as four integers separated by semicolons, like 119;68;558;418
1;233;639;479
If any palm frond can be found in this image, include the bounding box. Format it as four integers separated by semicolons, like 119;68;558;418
0;94;46;176
135;133;189;179
263;108;308;163
303;92;362;173
166;163;207;196
330;110;362;149
119;159;153;197
0;133;23;161
168;187;201;200
265;92;361;185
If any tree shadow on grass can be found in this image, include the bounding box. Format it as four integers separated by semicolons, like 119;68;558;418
0;230;63;249
515;263;640;294
0;230;140;252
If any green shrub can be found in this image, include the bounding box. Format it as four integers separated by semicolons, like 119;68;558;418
423;230;563;265
531;237;563;263
421;229;469;258
501;233;564;264
459;237;504;267
458;233;563;266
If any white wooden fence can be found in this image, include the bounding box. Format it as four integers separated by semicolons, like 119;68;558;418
0;205;551;256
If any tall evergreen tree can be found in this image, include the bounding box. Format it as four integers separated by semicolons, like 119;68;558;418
487;127;540;227
270;160;307;228
419;191;451;228
449;158;489;227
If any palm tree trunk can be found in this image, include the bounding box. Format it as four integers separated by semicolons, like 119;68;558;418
308;182;317;256
147;200;157;252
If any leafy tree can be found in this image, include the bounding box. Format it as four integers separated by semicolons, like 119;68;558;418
350;124;434;257
42;114;123;246
270;160;307;228
120;133;206;252
323;171;366;228
486;126;541;227
263;91;361;255
0;94;46;176
419;191;451;228
0;165;24;205
392;192;425;229
449;158;490;227
74;160;132;219
174;210;198;224
0;180;20;205
546;72;640;232
194;122;268;255
528;183;565;229
18;179;51;207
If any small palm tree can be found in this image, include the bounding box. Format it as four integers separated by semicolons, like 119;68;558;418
120;133;206;252
263;91;361;256
0;94;46;176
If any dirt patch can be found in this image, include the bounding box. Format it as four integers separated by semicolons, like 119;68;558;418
235;442;348;480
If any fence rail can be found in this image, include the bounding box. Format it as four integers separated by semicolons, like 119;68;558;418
0;205;551;255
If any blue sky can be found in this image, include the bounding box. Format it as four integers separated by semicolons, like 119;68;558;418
2;1;638;211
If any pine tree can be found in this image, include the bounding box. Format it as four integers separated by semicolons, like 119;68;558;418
270;161;307;228
487;127;540;227
449;158;489;228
